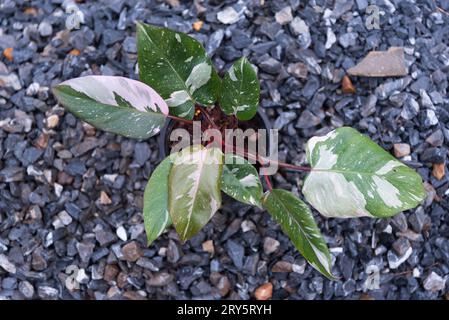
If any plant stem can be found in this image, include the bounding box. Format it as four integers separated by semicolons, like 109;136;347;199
224;142;312;173
167;114;194;125
263;171;273;191
198;106;219;130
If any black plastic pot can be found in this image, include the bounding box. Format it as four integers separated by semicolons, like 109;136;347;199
158;108;273;161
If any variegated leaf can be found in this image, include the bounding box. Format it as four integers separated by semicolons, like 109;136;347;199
303;127;426;218
137;22;221;119
143;156;173;246
263;189;335;279
52;76;168;139
219;57;260;120
221;154;263;207
168;146;223;241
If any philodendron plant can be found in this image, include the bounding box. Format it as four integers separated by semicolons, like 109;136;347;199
52;22;426;279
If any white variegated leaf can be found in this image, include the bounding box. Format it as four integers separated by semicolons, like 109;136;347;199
168;146;223;241
221;154;263;207
219;57;260;121
263;189;335;279
303;127;426;218
53;76;168;139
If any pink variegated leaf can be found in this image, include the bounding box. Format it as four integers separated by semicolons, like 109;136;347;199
53;76;168;139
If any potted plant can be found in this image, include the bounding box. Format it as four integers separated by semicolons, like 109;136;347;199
52;22;426;279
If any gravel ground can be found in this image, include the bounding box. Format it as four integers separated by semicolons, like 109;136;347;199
1;0;449;300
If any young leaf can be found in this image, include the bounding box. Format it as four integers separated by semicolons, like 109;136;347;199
52;76;168;139
168;146;223;241
219;57;260;121
137;22;221;119
303;127;426;218
262;189;335;279
143;156;173;246
221;154;263;207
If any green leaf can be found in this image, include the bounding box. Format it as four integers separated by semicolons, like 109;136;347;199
52;76;168;139
303;127;426;218
219;57;260;121
262;189;335;279
137;22;221;119
221;154;263;207
143;156;173;246
168;146;223;241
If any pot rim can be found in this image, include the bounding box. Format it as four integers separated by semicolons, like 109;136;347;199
157;108;273;161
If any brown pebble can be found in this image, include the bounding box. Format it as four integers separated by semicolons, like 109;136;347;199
393;143;410;158
34;132;49;149
121;241;143;262
3;48;13;62
165;0;180;7
69;49;80;56
432;163;445;180
123;291;145;300
24;7;38;16
271;260;293;272
116;272;128;288
192;20;203;31
202;240;214;254
104;264;119;282
57;171;74;186
342;75;356;94
360;293;375;300
46;114;59;129
100;191;112;205
31;251;47;271
287;62;308;79
254;282;273;300
82;122;96;136
147;272;174;287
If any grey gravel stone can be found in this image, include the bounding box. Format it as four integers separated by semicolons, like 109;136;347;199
275;7;293;25
339;32;357;48
259;57;282;74
0;0;447;301
226;240;244;269
0;254;16;274
37;286;59;300
423;272;445;292
134;142;151;166
206;29;224;55
18;281;34;299
401;97;419;120
426;130;444;147
263;237;280;255
296;110;321;129
38;21;53;37
392;238;411;256
388;247;413;269
274;112;296;130
76;242;95;263
217;7;240;25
